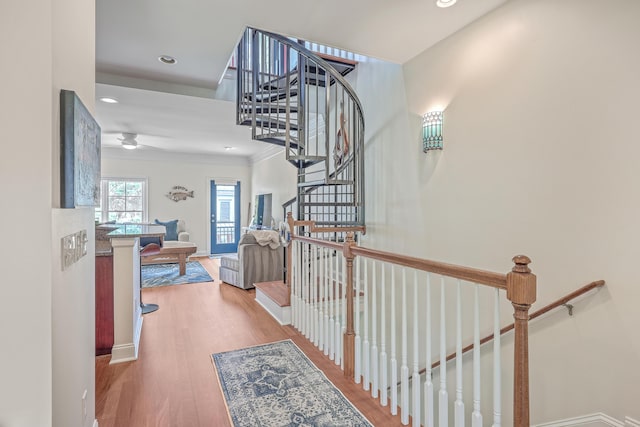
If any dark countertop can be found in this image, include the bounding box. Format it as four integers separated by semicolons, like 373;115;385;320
107;224;166;238
95;224;166;256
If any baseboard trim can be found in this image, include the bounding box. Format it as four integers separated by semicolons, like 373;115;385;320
534;413;624;427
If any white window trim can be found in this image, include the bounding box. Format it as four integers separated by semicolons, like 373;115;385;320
97;177;149;223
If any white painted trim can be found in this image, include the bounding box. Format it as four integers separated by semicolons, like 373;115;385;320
102;146;250;166
109;343;138;364
626;417;640;427
534;413;624;427
255;290;291;325
109;316;143;365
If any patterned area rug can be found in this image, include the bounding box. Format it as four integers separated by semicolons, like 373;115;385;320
141;261;213;288
211;340;373;427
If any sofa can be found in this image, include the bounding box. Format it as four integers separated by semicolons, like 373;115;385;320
219;231;283;290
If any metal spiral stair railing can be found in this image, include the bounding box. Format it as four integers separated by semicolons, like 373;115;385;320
236;27;365;230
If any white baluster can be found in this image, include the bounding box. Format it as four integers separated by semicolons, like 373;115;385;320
315;246;320;348
335;253;341;366
329;249;335;361
324;247;329;357
425;273;434;427
413;271;421;427
306;244;312;339
492;289;502;427
391;265;398;416
341;250;347;370
439;276;448;427
355;255;361;383
372;261;379;399
311;245;316;345
401;268;409;425
472;284;483;427
379;263;386;403
301;243;306;336
294;241;300;330
363;257;370;391
318;247;324;352
316;246;321;347
455;280;464;427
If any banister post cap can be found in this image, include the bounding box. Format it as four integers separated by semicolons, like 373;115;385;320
343;232;355;259
507;255;536;306
512;255;532;273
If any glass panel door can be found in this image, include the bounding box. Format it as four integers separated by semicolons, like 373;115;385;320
210;180;240;254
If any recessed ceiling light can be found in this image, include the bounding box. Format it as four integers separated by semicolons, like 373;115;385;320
99;97;118;104
158;55;177;65
436;0;457;7
224;146;235;151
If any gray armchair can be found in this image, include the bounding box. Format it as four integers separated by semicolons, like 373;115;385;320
219;232;283;290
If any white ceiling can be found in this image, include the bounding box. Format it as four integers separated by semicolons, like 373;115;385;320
96;0;508;159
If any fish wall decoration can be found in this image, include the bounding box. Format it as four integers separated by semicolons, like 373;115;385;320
166;185;194;202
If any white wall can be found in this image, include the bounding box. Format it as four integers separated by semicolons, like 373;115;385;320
0;1;53;425
251;150;298;224
1;0;96;426
102;149;252;254
353;0;640;422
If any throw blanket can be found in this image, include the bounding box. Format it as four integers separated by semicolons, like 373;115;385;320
249;230;280;249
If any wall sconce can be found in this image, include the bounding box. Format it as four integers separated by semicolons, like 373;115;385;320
423;111;443;152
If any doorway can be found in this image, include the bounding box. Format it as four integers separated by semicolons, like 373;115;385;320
210;180;241;254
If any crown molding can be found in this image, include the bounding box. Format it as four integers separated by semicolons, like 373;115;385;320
101;146;250;167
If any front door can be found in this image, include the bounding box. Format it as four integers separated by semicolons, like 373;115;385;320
210;180;241;254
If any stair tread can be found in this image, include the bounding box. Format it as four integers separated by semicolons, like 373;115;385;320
255;280;290;307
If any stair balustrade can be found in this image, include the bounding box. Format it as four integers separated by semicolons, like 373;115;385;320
286;213;536;427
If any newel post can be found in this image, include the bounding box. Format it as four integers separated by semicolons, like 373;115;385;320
286;212;295;286
343;232;356;379
506;255;537;427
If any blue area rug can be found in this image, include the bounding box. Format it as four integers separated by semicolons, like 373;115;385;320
211;340;373;427
141;261;213;288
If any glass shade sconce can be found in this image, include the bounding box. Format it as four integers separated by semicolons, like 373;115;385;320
423;111;443;152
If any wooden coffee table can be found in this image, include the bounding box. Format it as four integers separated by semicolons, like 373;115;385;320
140;242;197;275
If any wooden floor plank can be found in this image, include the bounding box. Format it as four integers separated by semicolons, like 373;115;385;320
96;257;403;426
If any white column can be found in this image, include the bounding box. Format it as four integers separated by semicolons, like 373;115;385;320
110;237;142;364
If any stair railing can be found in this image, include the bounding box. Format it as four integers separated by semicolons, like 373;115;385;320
237;27;365;228
286;215;537;427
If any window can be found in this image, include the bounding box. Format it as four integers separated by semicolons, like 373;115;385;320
95;178;147;223
219;200;231;222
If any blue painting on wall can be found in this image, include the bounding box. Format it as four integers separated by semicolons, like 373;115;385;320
60;89;101;208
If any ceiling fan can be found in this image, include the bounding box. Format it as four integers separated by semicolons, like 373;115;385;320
118;132;139;150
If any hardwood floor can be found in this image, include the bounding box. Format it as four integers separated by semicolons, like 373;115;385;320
96;257;403;426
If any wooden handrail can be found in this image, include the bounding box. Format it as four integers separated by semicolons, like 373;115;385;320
290;227;508;289
293;219;367;235
351;246;507;289
422;280;604;371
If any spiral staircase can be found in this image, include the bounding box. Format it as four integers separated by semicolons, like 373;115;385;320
236;28;365;232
